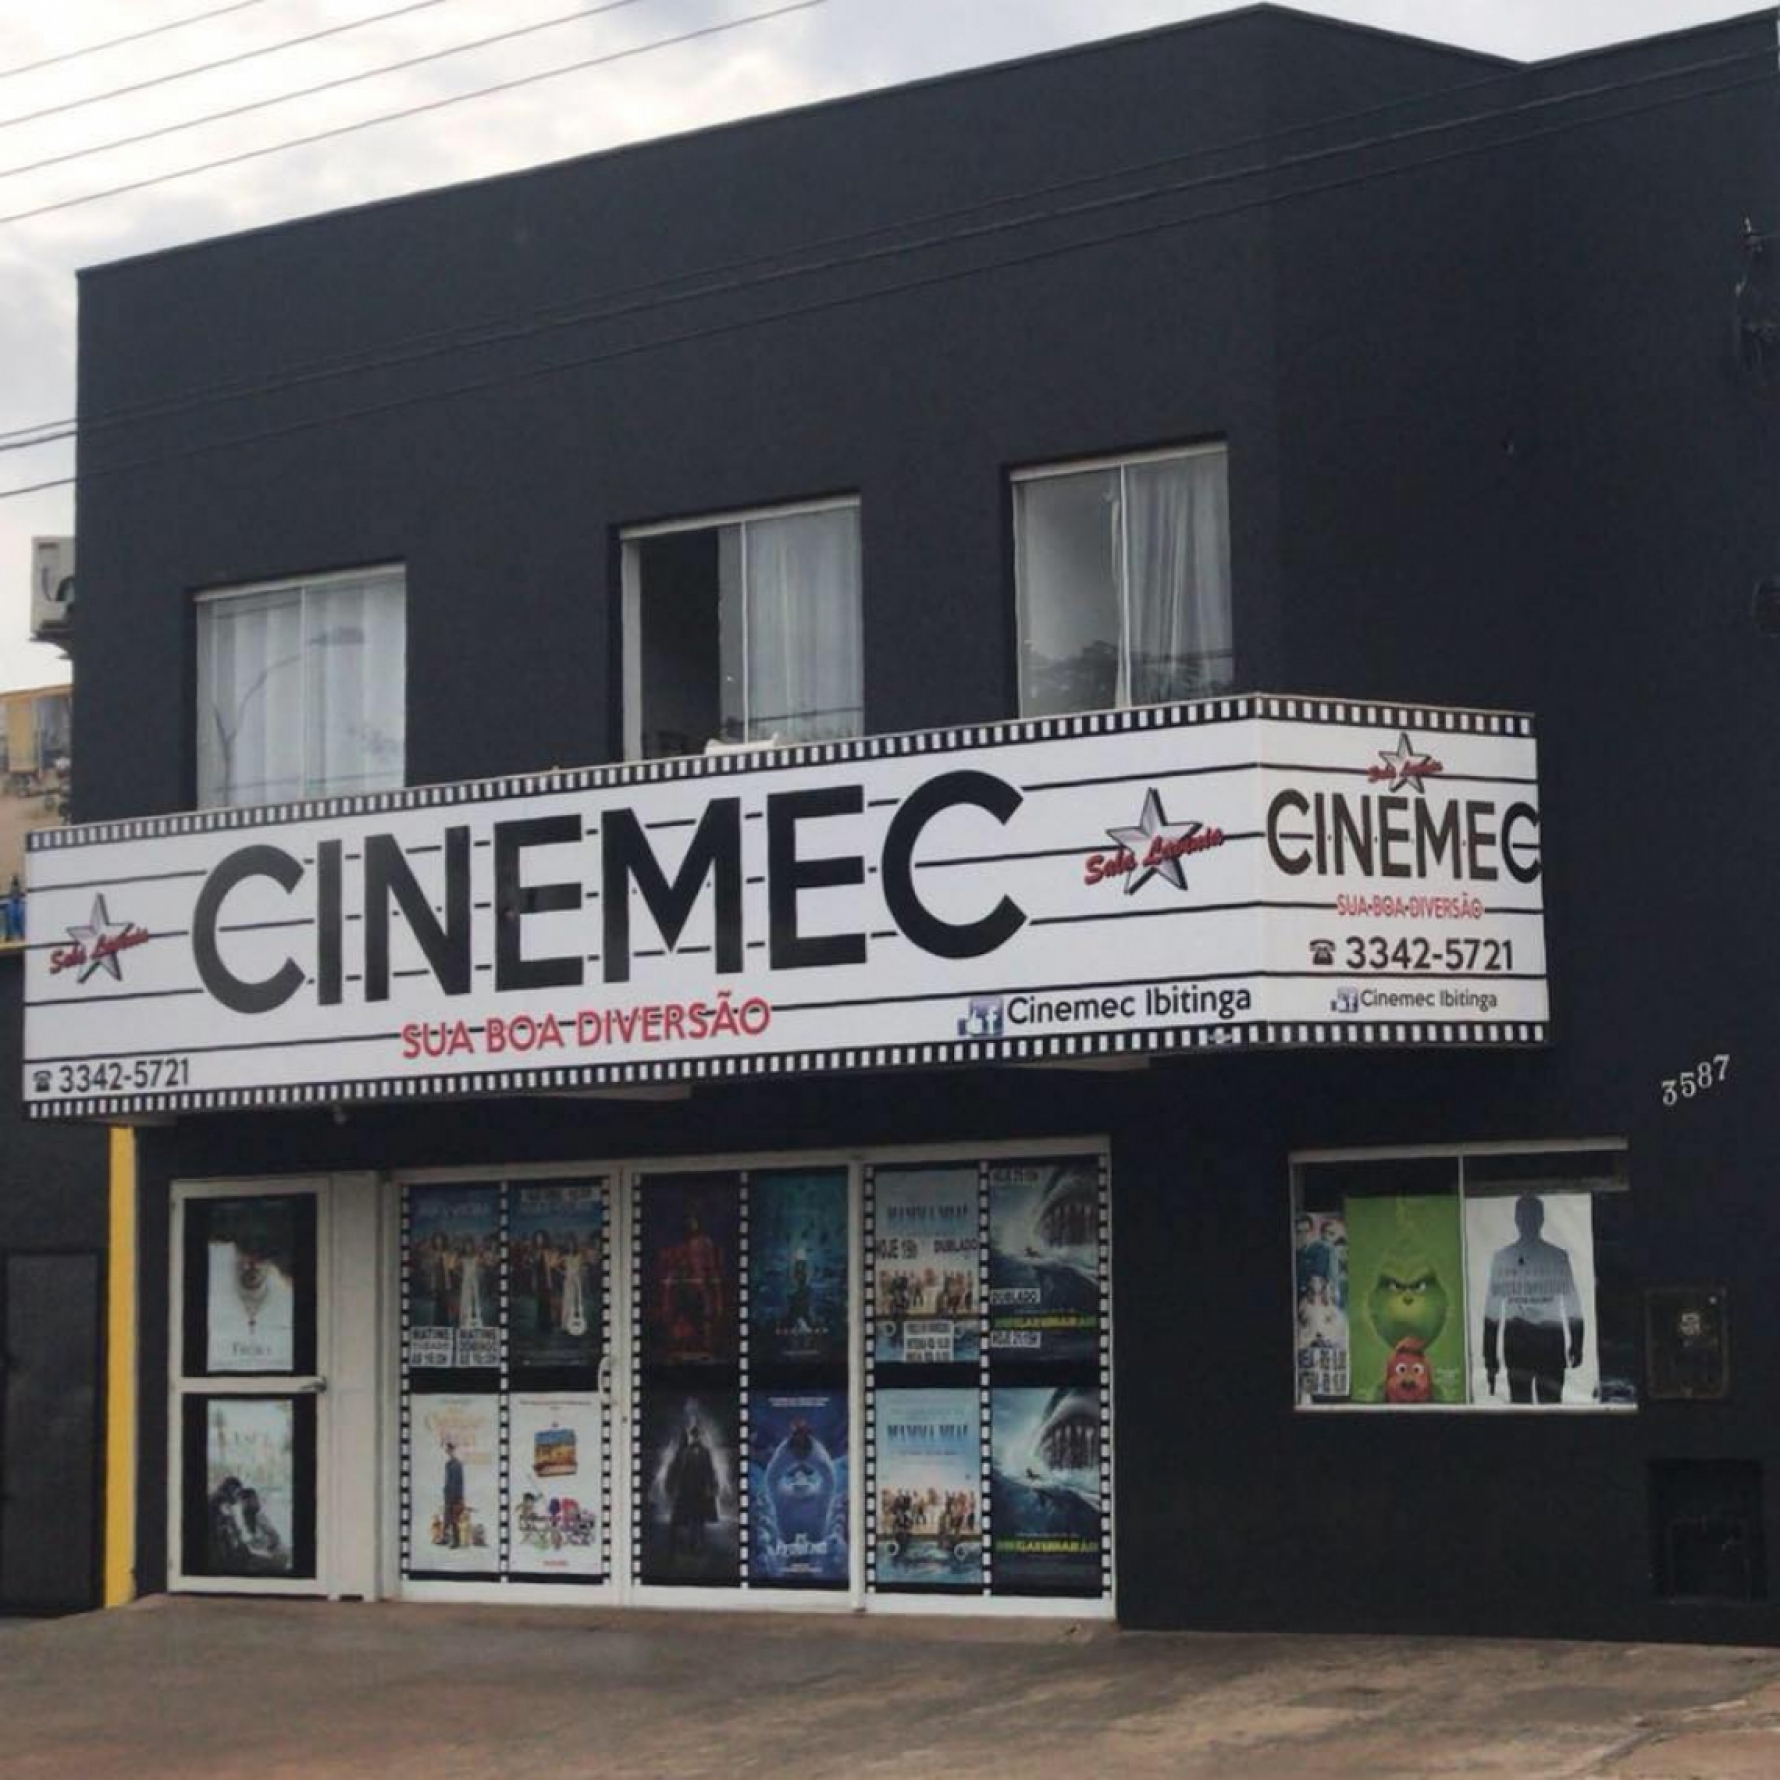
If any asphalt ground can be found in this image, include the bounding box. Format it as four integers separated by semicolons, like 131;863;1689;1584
3;1599;1780;1778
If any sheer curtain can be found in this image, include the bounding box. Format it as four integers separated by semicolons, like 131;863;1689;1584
197;571;405;808
1124;451;1232;704
741;508;863;744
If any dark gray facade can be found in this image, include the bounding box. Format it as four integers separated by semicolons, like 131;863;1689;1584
64;6;1780;1638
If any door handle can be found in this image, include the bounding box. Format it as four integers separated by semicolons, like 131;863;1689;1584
297;1376;328;1394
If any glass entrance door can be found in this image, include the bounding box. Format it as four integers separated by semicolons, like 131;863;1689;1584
170;1182;327;1593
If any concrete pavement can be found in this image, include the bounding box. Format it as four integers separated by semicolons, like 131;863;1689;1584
3;1599;1780;1778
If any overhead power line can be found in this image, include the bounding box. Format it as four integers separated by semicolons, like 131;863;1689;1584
0;37;1763;456
0;0;654;180
0;0;288;82
0;0;824;229
1;58;1767;505
0;0;463;133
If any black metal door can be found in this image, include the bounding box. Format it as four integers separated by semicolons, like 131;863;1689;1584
0;1251;101;1613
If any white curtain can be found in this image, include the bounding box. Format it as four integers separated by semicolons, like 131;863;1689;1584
741;508;863;744
1124;452;1232;705
197;571;405;808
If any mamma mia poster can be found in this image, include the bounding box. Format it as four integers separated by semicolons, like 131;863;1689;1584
873;1388;981;1589
873;1168;979;1366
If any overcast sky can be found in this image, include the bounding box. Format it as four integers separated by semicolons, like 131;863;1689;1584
0;0;1764;690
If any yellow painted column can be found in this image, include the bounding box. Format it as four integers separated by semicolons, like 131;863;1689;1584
103;1127;137;1607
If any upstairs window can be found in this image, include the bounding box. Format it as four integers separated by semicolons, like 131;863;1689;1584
623;499;862;759
196;567;406;808
1013;444;1232;718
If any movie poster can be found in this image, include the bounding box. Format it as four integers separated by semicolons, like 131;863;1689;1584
750;1171;848;1370
203;1397;296;1576
989;1386;1102;1594
1344;1196;1467;1405
748;1390;848;1587
205;1197;300;1374
638;1386;741;1585
406;1185;501;1370
873;1387;982;1589
509;1183;606;1375
986;1160;1099;1365
408;1393;499;1575
873;1168;980;1366
640;1176;740;1367
509;1392;604;1579
1293;1210;1350;1403
1464;1192;1599;1408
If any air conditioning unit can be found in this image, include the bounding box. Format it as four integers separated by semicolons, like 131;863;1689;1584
30;536;74;643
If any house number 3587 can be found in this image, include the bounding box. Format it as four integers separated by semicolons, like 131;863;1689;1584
1662;1055;1730;1106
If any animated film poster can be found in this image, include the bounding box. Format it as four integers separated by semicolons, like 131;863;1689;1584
406;1185;501;1370
509;1183;606;1375
509;1392;604;1579
989;1386;1102;1595
873;1387;982;1589
1344;1196;1467;1405
749;1389;849;1587
205;1197;300;1374
204;1397;296;1576
407;1393;499;1575
750;1171;848;1370
1293;1209;1350;1403
640;1176;740;1367
1464;1192;1599;1408
986;1160;1099;1365
873;1168;980;1366
638;1385;741;1585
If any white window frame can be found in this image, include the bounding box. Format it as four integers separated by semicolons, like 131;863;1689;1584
1012;441;1230;714
194;562;406;809
620;497;861;762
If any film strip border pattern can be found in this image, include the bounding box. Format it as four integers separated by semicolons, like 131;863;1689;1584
26;1021;1551;1120
29;695;1537;852
401;1178;614;1588
863;1153;1112;1602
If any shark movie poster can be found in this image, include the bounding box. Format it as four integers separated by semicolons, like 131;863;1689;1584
406;1186;502;1370
750;1171;848;1370
509;1393;604;1579
873;1388;982;1589
986;1160;1100;1365
748;1390;848;1587
1344;1195;1467;1406
873;1168;980;1366
407;1393;499;1575
638;1387;741;1585
640;1176;740;1368
989;1386;1102;1594
509;1183;606;1376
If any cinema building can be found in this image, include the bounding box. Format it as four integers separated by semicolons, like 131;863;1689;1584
27;6;1780;1640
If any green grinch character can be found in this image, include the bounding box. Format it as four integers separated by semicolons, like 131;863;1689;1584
1365;1243;1451;1403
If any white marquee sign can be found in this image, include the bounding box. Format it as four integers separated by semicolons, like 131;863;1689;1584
23;694;1547;1117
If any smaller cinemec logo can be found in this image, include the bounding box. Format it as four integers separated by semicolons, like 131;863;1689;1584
1084;787;1226;893
49;894;150;984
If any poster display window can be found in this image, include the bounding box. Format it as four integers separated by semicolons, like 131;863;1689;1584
1290;1146;1634;1412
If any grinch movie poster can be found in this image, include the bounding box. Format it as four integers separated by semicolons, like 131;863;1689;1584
873;1168;980;1366
1344;1196;1467;1405
989;1385;1102;1594
640;1176;740;1367
750;1171;849;1370
638;1387;741;1585
986;1160;1099;1365
748;1390;849;1587
873;1387;982;1589
509;1183;606;1375
406;1186;501;1370
1293;1210;1350;1403
509;1392;603;1579
204;1397;296;1576
1464;1192;1599;1408
408;1393;499;1575
205;1197;300;1374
